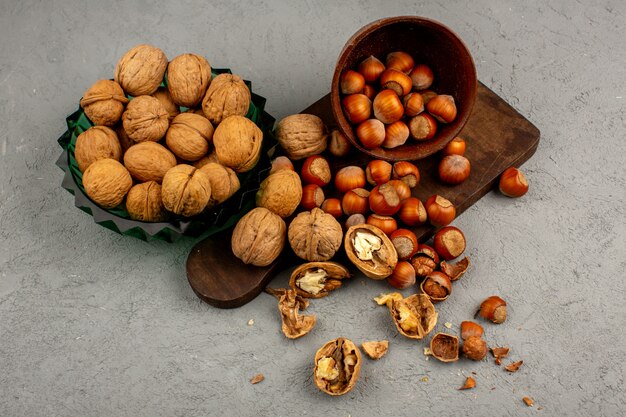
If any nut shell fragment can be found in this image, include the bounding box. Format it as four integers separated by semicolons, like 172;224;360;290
202;73;250;125
459;376;476;390
430;333;459;362
275;114;328;160
231;207;286;267
345;224;398;280
314;338;362;396
288;208;343;261
289;262;350;298
114;44;167;96
80;79;129;126
505;360;523;373
361;341;388;360
440;256;470;281
389;294;437;339
276;288;316;339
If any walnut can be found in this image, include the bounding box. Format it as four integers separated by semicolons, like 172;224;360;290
275;114;328;160
125;181;167;222
255;170;302;218
167;53;212;107
268;288;316;339
288;208;342;261
114;44;167;96
389;294;438;340
231;207;286;267
123;141;177;183
212;115;262;172
165;113;213;161
151;87;180;122
80;79;128;126
201;73;250;124
288;261;350;298
161;164;211;217
344;224;398;280
361;341;389;360
74;126;122;172
82;158;132;209
198;162;240;206
122;95;169;142
314;338;362;396
192;152;220;169
115;123;135;153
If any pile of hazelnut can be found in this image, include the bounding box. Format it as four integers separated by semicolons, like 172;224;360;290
74;44;262;222
340;51;457;150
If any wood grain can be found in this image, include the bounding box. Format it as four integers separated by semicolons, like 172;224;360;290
186;82;540;308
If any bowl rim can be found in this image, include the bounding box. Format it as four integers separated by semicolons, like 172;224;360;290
330;16;477;162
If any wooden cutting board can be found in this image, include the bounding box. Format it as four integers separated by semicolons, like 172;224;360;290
186;82;540;308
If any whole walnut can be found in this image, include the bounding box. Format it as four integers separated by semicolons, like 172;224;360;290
122;95;169;142
123;142;177;183
199;162;240;207
125;181;167;222
74;126;122;172
80;79;129;126
151;87;180;122
114;44;167;96
201;73;251;125
256;170;302;218
288;208;343;261
231;207;286;267
165;113;214;161
193;153;220;169
212;115;262;172
275;114;328;160
161;164;211;217
167;53;212;107
82;158;132;209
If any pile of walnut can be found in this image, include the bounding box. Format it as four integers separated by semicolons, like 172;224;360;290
76;44;261;221
231;111;528;396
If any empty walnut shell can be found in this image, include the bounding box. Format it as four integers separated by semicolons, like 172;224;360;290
288;208;343;262
289;261;350;298
231;207;286;267
212;115;263;173
82;158;132;209
440;256;470;281
123;141;177;183
125;181;167;222
151;87;180;123
198;162;240;207
345;224;398;280
255;170;302;218
275;114;328;160
114;44;167;96
389;293;438;339
161;164;211;217
122;95;169;142
80;79;129;126
314;338;362;396
167;53;212;107
165;113;214;161
201;73;251;125
420;271;452;302
361;340;389;360
430;333;460;363
74;126;122;173
276;288;316;339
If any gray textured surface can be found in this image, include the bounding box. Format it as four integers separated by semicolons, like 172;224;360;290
1;0;625;415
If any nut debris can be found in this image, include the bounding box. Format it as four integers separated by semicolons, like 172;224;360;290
361;341;389;359
420;376;429;382
250;374;264;384
247;319;254;326
444;322;452;329
522;396;534;407
491;346;510;365
505;360;524;373
374;292;403;307
459;376;476;390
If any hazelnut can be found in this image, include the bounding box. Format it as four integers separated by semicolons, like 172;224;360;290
114;44;167;96
201;73;251;125
478;296;507;324
213;115;263;173
161;164;211;217
74;126;122;173
255;169;303;218
275;114;328;160
80;79;129;126
231;207;286;267
167;53;212;107
123;141;177;183
420;271;452;302
125;181;167;222
345;224;398;280
82;158;132;209
165;113;214;161
460;321;484;340
289;261;350;298
122;95;169;142
462;336;488;361
198;162;240;207
314;338;362;396
288;208;343;262
151;87;180;123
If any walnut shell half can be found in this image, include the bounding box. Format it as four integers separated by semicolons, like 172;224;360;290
289;262;350;298
114;44;167;96
167;53;212;107
255;169;302;218
122;95;169;142
231;207;286;267
275;114;327;160
201;73;251;125
161;164;211;217
345;224;398;280
389;293;438;340
314;338;362;396
275;288;316;339
80;79;129;126
288;208;343;262
212;115;262;172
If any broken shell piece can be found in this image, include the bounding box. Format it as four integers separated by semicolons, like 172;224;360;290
522;397;534;407
345;224;398;280
420;271;452;302
274;288;316;339
314;338;362;396
459;376;476;390
389;294;438;339
505;360;523;373
250;374;264;384
491;346;510;365
440;256;470;281
361;341;389;360
289;262;350;298
373;292;403;307
430;333;459;362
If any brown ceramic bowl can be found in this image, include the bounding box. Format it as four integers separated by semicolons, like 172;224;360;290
331;16;477;161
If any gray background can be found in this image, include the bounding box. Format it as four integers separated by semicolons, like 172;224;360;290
1;0;624;416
